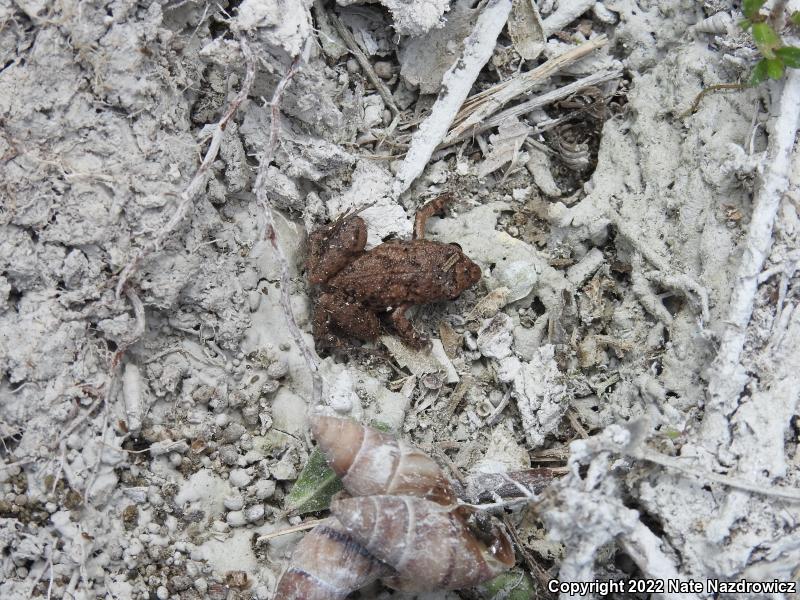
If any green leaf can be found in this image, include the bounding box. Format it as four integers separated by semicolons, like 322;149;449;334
743;0;766;20
739;18;752;30
749;58;770;86
749;58;769;85
478;571;538;600
752;22;781;58
775;46;800;68
766;57;785;80
283;449;343;514
791;11;800;27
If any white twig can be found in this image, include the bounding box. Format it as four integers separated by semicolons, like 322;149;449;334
115;38;256;299
619;522;700;599
541;0;595;35
392;0;514;196
632;449;800;502
702;69;800;436
247;38;324;407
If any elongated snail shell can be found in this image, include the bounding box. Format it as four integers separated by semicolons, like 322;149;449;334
331;495;516;592
310;415;456;505
273;518;391;600
274;416;515;599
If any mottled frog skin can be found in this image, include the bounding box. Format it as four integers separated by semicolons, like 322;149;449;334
307;195;481;349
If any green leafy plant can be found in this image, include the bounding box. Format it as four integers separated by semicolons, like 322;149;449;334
283;448;343;514
740;0;800;85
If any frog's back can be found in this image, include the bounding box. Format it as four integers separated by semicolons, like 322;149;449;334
327;240;473;307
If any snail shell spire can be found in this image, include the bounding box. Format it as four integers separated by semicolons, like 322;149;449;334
310;415;456;505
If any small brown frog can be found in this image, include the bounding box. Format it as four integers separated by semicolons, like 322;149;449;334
307;195;482;350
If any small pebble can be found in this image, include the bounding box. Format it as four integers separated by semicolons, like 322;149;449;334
156;585;169;600
226;510;246;527
245;504;265;522
194;578;208;594
261;379;280;395
270;460;297;481
229;469;251;488
346;58;359;73
254;585;270;600
214;413;230;427
221;423;246;443
242;450;262;464
251;479;276;500
241;404;259;425
211;520;229;534
373;61;393;79
267;360;289;379
218;446;239;466
288;515;302;526
169;452;182;467
224;495;244;511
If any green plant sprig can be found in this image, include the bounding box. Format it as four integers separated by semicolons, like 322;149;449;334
740;0;800;84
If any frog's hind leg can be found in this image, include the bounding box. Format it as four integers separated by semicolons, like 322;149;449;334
389;303;428;349
313;292;381;349
414;193;454;240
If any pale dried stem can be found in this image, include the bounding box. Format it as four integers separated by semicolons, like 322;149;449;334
702;69;800;441
247;38;324;407
632;448;800;502
447;35;608;142
618;523;701;599
115;38;257;299
439;68;622;149
124;288;146;347
256;518;324;543
541;0;595;35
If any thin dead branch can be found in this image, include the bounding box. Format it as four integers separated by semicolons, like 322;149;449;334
329;12;400;116
246;38;324;407
702;69;800;444
115;38;257;299
632;448;800;503
393;0;514;195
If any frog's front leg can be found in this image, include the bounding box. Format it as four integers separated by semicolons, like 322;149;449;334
389;303;428;349
307;215;368;285
413;193;454;240
313;291;381;349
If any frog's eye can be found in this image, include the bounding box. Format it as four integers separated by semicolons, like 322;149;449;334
449;243;463;251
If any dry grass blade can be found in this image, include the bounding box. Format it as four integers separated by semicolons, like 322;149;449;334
440;68;622;149
447;35;608;142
